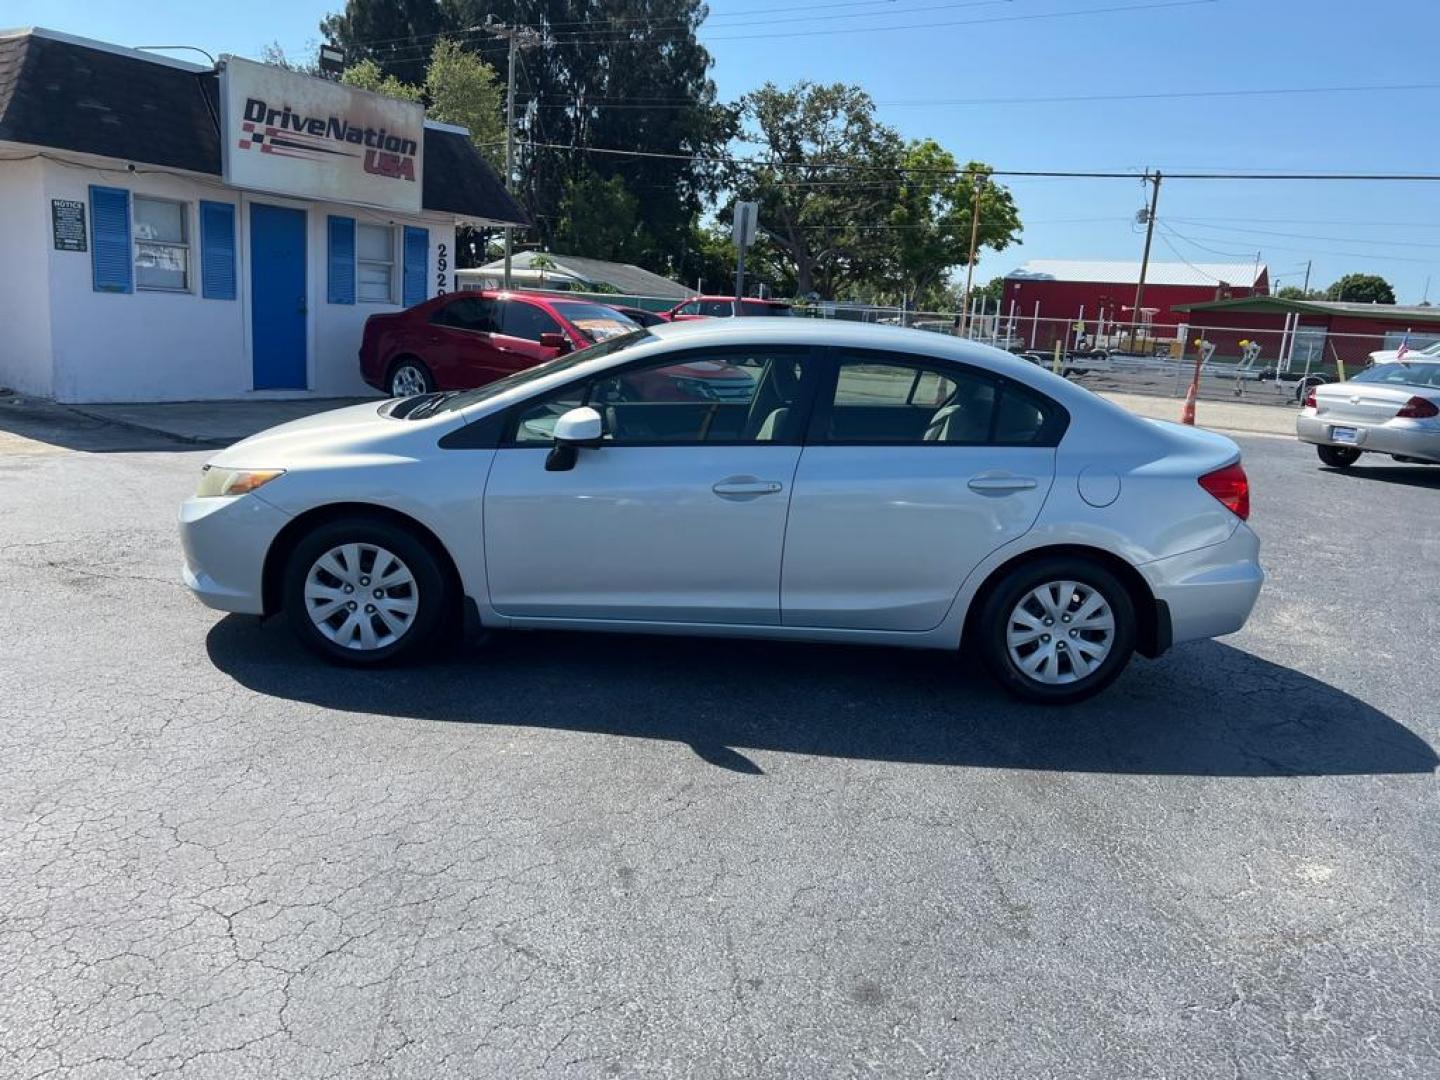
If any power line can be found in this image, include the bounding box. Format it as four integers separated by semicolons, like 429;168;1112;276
1166;219;1440;249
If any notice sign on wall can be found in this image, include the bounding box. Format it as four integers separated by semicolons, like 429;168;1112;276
51;199;87;252
219;55;424;214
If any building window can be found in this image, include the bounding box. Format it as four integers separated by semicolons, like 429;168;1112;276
356;223;395;303
133;196;189;291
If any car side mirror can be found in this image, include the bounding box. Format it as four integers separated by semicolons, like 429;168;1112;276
546;406;603;472
539;331;571;353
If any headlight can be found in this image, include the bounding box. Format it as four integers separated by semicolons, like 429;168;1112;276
195;466;285;498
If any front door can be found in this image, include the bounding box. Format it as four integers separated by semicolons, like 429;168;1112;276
483;347;815;625
250;204;307;389
781;351;1059;631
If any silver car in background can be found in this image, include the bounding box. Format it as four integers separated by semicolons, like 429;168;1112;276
1297;358;1440;468
180;320;1263;705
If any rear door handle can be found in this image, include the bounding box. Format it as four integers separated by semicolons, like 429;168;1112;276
713;476;783;497
968;475;1038;493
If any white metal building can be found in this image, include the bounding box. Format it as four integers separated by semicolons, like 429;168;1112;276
0;28;526;403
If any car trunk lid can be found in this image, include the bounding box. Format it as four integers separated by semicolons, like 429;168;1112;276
1314;382;1418;424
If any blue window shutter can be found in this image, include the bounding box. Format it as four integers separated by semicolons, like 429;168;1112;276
89;185;132;293
327;215;355;304
403;226;428;307
199;201;236;300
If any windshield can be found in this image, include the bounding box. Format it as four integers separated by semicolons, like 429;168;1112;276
1352;361;1440;389
419;329;655;416
552;302;639;343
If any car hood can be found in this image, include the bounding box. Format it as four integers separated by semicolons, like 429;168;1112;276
205;399;449;468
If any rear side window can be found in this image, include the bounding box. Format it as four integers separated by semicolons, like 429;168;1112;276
699;300;733;317
820;353;1066;446
500;300;562;342
432;297;496;332
739;301;790;316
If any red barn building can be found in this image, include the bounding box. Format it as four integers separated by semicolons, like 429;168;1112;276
1004;260;1269;335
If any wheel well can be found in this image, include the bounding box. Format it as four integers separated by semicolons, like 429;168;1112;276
385;354;430;384
261;502;463;618
963;544;1166;659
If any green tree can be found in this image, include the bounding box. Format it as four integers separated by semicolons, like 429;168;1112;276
1327;273;1396;304
322;0;733;271
1276;285;1320;300
550;168;643;263
734;81;904;298
340;57;422;101
884;142;1020;309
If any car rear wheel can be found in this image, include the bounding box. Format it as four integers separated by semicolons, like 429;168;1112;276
977;557;1136;704
388;359;433;398
283;517;448;665
1317;444;1361;468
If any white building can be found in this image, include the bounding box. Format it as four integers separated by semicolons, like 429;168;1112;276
0;28;526;403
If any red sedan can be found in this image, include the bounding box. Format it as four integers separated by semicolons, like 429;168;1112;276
360;291;639;396
666;295;794;321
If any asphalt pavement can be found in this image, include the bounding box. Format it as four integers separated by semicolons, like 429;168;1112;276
1;403;1437;1079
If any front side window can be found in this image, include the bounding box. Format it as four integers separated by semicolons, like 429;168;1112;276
699;300;734;317
499;300;562;342
507;349;806;445
133;196;189;291
676;301;701;316
356;223;394;303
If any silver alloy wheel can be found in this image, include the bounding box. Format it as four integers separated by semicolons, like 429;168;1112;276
390;364;428;397
303;543;419;651
1005;579;1115;685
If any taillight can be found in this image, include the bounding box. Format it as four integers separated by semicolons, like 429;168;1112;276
1199;462;1250;521
1303;388;1317;409
1397;395;1439;419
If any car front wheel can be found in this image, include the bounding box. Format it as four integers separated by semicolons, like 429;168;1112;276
388;359;433;398
1317;444;1361;468
977;558;1136;704
282;517;448;665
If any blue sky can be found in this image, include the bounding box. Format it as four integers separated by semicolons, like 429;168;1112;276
10;0;1440;299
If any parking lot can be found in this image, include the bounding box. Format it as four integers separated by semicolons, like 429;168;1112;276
1;402;1437;1079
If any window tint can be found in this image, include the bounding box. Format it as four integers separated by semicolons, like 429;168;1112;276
992;386;1054;445
433;296;497;332
699;300;733;317
499;300;561;342
1352;362;1440;389
677;301;701;316
506;350;806;445
827;359;995;444
739;301;791;316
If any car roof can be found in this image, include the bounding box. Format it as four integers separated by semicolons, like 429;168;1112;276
677;295;790;304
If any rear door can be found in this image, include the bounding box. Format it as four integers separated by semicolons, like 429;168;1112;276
780;350;1061;631
426;296;505;388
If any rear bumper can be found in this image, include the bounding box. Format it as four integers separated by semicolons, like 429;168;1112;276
1296;413;1440;462
1138;523;1263;646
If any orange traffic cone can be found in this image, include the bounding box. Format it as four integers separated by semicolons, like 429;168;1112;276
1180;380;1198;425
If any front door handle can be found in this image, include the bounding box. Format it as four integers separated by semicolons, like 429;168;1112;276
713;476;783;497
968;474;1038;493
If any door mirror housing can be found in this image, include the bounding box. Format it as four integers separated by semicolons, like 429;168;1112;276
546;406;603;471
538;331;571;353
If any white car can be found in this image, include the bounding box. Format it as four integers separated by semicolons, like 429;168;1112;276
1368;340;1440;365
180;320;1263;703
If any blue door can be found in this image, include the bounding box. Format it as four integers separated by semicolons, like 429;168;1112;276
250;204;307;389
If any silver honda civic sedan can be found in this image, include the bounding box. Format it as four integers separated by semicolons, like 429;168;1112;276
180;320;1262;704
1296;357;1440;468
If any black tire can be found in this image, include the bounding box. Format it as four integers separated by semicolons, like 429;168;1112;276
1317;444;1360;468
387;358;433;398
282;516;449;665
976;557;1137;705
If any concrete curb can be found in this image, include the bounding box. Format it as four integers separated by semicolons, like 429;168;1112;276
62;405;231;448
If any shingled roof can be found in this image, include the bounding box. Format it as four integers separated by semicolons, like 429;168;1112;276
0;28;527;226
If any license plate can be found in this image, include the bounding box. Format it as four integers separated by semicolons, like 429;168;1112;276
1330;426;1359;444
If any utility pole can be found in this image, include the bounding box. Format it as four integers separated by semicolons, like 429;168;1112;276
483;19;539;291
1301;259;1312;296
957;172;987;338
1132;169;1162;334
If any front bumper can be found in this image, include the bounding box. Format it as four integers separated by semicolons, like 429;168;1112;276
178;494;292;614
1296;413;1440;462
1139;523;1263;646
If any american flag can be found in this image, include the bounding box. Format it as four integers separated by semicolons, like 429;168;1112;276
1396;333;1410;360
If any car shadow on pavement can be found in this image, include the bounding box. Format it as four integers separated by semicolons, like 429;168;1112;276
1320;462;1440;489
207;616;1437;778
